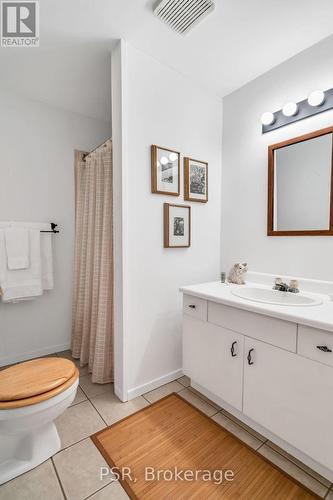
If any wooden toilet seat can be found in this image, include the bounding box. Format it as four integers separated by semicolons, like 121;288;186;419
0;358;79;410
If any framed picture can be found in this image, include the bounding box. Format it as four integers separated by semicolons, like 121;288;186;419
164;203;191;248
184;157;208;203
151;145;180;196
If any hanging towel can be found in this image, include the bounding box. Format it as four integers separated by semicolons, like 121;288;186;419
40;232;54;290
4;228;29;270
0;229;43;302
0;222;54;292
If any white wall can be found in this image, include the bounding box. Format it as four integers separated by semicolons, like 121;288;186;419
111;41;127;401
113;42;223;399
222;35;333;281
0;89;111;366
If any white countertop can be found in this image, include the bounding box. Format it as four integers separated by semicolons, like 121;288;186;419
180;280;333;332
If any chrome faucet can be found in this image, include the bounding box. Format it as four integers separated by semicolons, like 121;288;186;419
273;278;299;294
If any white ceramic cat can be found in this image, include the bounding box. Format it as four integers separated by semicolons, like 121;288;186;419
228;262;248;285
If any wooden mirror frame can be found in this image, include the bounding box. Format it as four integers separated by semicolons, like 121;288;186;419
267;125;333;236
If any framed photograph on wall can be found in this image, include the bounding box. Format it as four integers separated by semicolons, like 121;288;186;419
184;157;208;203
151;145;180;196
164;203;191;248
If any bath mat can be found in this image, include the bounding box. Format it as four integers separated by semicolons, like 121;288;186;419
91;393;317;499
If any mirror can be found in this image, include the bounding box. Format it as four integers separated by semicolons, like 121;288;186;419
268;127;333;236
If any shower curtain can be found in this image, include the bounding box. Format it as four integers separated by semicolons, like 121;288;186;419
71;139;113;384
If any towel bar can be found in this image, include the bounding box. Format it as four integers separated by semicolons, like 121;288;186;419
40;223;59;234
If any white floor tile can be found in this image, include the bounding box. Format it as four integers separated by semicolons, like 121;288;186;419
70;386;87;407
178;388;218;417
0;460;63;500
88;482;130;500
212;412;264;450
177;375;190;387
266;441;331;488
53;438;112;500
187;387;221;410
220;408;267;442
91;392;149;426
143;381;183;403
258;444;328;498
79;374;113;398
55;400;105;449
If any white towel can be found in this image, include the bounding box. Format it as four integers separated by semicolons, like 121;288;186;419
40;232;54;290
0;222;54;292
0;229;43;302
4;228;29;270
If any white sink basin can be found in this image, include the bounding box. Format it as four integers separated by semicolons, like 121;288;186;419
231;287;322;306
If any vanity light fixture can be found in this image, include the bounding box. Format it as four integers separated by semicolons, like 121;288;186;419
160;156;169;165
282;102;298;117
308;90;325;107
261;112;275;126
169;152;178;162
262;87;333;133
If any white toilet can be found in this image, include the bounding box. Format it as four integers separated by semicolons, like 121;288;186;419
0;357;79;485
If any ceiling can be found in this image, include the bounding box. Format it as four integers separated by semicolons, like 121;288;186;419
1;0;333;121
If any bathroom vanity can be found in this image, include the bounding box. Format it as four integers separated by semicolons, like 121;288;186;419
181;273;333;481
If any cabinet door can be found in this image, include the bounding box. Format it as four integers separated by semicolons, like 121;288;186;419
243;337;333;470
183;315;244;410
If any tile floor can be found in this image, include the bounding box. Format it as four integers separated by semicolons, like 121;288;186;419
1;350;333;499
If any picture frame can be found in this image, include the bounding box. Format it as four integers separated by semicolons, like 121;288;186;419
151;145;180;196
184;157;208;203
164;203;191;248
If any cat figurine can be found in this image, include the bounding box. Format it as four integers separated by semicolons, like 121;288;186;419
228;262;248;285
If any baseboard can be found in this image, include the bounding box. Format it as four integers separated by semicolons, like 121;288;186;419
127;368;183;401
0;343;71;367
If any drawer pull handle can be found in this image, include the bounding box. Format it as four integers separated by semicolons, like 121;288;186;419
247;349;254;365
188;304;196;309
316;345;332;353
231;341;237;357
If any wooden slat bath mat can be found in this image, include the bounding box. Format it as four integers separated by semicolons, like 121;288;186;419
91;393;317;499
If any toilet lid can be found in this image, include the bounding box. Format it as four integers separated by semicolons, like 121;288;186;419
0;357;76;401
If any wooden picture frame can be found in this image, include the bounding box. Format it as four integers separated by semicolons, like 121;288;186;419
184;157;208;203
268;125;333;236
151;145;180;196
164;203;191;248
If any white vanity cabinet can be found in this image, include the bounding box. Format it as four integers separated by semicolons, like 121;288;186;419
182;292;333;477
243;337;333;470
183;315;244;410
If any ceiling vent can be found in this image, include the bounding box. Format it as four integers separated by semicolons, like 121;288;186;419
154;0;215;35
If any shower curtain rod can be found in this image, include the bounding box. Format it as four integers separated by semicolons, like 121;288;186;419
83;137;112;160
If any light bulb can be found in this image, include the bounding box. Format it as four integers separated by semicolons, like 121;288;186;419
169;152;177;162
282;102;298;117
160;156;168;165
261;112;275;126
308;90;325;107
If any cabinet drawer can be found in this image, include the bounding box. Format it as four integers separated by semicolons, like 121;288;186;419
208;302;296;352
298;325;333;367
183;295;207;321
